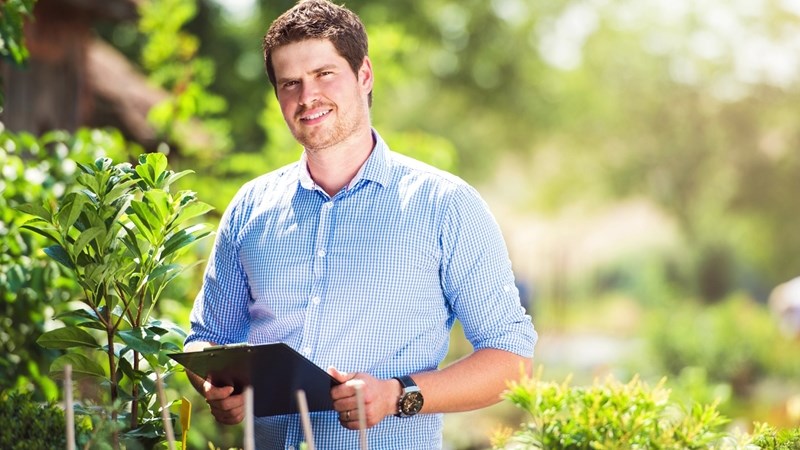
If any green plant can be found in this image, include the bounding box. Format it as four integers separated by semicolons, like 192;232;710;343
0;0;36;108
18;152;213;448
0;126;135;399
494;370;731;449
645;295;800;396
750;422;800;450
0;389;93;449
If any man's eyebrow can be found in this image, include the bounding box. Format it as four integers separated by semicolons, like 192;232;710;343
277;64;340;84
313;64;338;73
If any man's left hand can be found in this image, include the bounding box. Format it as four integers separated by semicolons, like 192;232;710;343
328;367;401;430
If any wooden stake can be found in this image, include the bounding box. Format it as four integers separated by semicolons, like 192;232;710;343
65;364;75;450
295;390;316;450
155;371;177;450
243;386;255;450
354;382;368;450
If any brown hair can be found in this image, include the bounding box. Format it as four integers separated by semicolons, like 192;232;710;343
263;0;371;103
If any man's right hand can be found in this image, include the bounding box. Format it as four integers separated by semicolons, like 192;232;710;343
202;381;245;425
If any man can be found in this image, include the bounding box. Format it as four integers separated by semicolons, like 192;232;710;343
184;0;538;448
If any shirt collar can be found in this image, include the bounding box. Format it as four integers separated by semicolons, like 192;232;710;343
298;129;392;192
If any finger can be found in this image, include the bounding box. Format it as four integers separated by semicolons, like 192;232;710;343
327;366;355;383
210;401;245;425
204;383;235;401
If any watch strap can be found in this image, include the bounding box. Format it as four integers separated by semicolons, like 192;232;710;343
394;375;417;390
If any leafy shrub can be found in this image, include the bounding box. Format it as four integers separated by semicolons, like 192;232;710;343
0;390;92;449
18;152;213;446
750;423;800;449
0;126;131;399
494;371;731;449
645;295;800;395
494;370;800;450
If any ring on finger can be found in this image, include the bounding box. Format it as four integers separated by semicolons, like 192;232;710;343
345;410;351;421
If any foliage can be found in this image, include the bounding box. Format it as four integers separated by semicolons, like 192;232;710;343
0;389;92;450
17;151;214;446
0;0;36;108
0;125;135;399
750;422;800;450
0;0;34;65
644;295;800;396
495;371;800;450
494;369;730;449
138;0;230;157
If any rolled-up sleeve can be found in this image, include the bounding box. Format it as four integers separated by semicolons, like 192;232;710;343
439;184;538;358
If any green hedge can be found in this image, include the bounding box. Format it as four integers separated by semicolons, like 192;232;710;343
494;370;800;449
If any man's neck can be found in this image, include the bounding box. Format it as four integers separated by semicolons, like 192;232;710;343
305;128;374;196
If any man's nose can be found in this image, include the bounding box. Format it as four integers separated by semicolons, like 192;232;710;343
299;81;319;106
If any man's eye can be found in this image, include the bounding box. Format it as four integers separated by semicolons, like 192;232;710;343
283;81;298;88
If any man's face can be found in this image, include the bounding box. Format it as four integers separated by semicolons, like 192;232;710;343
272;39;373;152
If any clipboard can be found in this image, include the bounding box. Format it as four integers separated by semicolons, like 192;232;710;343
168;342;340;417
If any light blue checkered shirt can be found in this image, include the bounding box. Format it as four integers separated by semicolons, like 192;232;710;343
186;131;537;450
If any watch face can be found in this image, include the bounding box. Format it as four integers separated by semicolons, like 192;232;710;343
401;391;424;415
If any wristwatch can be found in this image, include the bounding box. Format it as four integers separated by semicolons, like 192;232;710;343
393;375;424;417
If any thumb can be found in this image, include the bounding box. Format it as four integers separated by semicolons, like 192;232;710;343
328;366;355;383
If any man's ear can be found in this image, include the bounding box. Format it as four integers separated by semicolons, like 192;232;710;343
358;56;374;93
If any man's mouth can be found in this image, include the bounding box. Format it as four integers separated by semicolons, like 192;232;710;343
301;109;332;121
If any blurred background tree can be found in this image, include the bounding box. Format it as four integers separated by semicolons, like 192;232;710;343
3;0;800;448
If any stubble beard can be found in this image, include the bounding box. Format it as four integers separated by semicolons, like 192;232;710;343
292;99;370;154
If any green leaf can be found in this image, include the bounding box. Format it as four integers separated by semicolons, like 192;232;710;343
76;161;95;175
50;353;106;380
121;223;144;261
146;152;168;176
43;244;74;269
170;200;213;228
105;178;138;205
56;308;100;322
148;319;187;338
37;326;99;349
72;226;104;256
162;223;212;258
119;327;161;354
21;222;62;244
76;320;107;331
129;199;161;234
143;188;170;222
162;169;193;187
57;192;87;231
148;263;181;283
15;202;52;221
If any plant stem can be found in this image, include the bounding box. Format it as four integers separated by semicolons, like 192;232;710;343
105;303;120;449
131;351;140;430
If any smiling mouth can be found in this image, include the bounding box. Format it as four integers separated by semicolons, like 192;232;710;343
301;109;332;121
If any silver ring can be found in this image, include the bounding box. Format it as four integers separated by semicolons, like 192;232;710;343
346;410;351;421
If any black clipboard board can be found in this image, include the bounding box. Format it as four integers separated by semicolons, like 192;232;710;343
168;342;340;417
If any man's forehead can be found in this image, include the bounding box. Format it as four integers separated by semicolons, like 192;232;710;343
272;39;347;74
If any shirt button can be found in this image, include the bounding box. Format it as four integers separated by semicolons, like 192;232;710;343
504;285;512;292
289;446;295;450
317;249;326;257
302;347;311;356
312;296;321;305
324;202;333;209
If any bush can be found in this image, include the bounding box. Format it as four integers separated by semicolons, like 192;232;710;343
0;390;92;449
645;295;800;396
750;423;800;449
493;371;730;449
494;370;800;449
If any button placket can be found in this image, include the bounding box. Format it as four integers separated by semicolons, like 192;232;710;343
300;200;334;360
